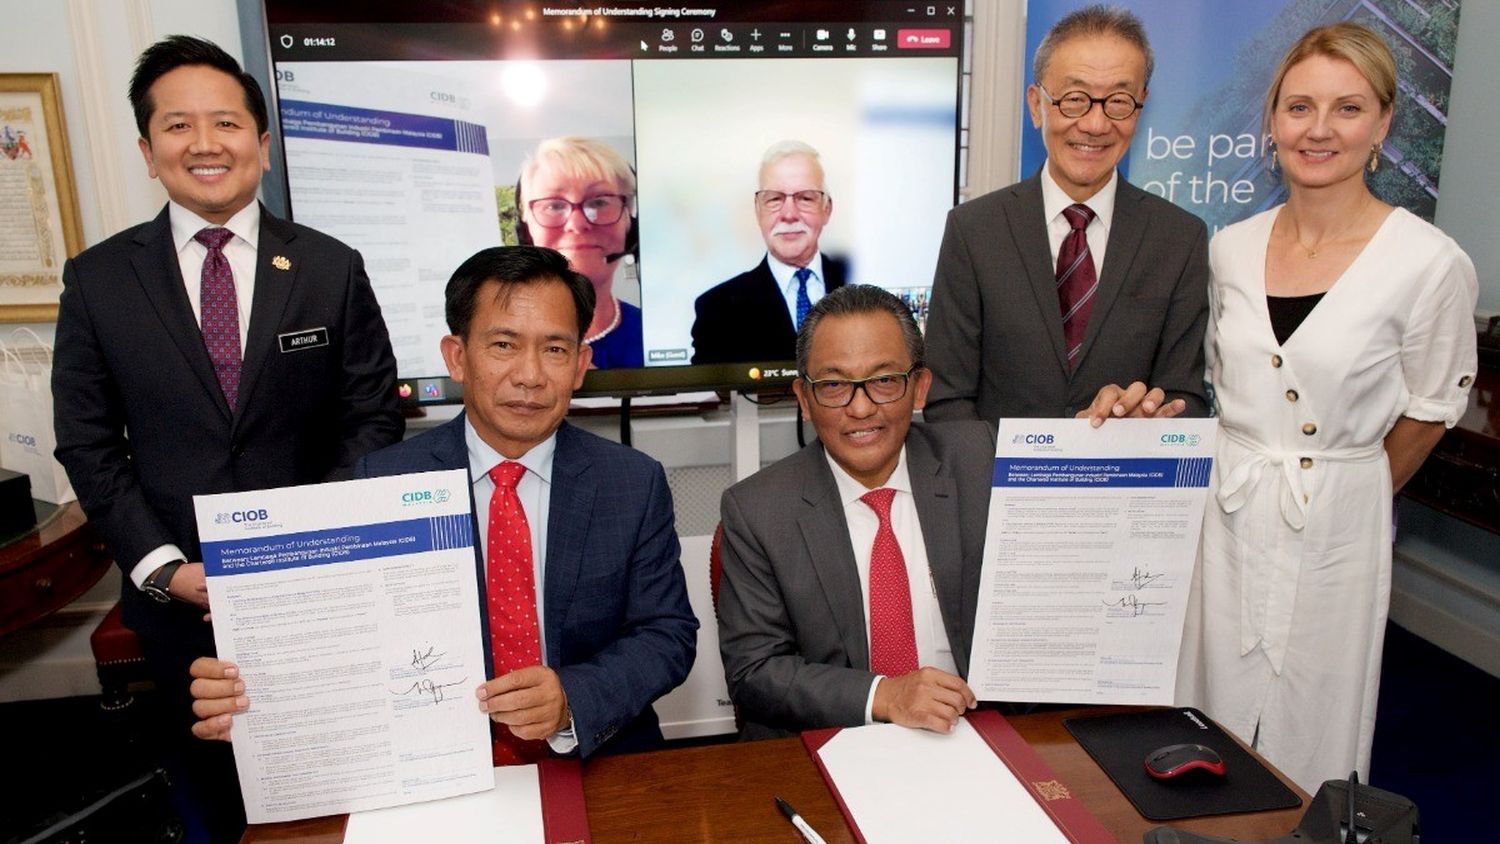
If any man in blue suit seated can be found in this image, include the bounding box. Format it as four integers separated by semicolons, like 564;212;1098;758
188;246;698;763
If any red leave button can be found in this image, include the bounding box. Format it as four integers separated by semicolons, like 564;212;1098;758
896;29;951;49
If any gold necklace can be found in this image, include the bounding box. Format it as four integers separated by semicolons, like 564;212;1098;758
1289;198;1370;259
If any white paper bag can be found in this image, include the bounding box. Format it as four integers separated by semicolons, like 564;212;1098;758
0;328;75;504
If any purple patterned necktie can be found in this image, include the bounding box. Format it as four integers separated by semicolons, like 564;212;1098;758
194;227;241;410
1056;203;1098;369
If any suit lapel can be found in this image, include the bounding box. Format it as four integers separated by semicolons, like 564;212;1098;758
906;431;967;670
1079;180;1146;367
236;207;299;423
1008;177;1071;374
130;207;231;421
543;423;593;666
797;447;870;670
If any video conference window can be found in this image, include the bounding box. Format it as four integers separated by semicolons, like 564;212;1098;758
263;2;964;398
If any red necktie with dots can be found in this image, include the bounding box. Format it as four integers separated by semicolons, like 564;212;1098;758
486;461;547;764
194;227;241;410
860;487;919;676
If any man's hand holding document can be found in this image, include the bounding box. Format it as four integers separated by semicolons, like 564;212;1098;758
193;470;493;824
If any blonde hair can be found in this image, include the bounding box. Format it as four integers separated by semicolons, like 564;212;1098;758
1262;22;1397;135
519;136;635;219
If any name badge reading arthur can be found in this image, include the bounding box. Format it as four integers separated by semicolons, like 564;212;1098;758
278;327;329;353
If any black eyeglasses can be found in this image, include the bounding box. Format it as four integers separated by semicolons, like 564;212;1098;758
1037;83;1142;121
527;194;630;228
802;366;921;408
755;190;828;213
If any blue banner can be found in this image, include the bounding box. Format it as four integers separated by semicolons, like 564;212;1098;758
993;457;1212;488
203;514;474;576
279;99;490;155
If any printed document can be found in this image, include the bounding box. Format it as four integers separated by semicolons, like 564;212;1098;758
968;419;1217;704
196;470;492;823
343;765;544;844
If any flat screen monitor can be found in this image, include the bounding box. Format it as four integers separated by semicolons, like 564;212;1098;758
259;1;966;401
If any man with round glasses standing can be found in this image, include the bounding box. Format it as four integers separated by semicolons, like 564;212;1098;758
924;4;1209;424
717;285;995;737
690;140;849;364
518;136;642;368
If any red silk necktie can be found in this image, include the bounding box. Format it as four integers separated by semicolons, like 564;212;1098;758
486;461;547;764
860;487;919;676
1056;203;1098;369
194;227;241;410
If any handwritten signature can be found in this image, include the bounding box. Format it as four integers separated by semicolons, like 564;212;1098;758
1129;566;1164;590
411;645;447;673
1102;595;1167;617
392;677;468;704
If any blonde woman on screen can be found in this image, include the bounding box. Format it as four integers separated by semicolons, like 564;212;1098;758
518;136;642;368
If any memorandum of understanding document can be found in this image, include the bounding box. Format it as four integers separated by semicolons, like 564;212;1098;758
969;418;1217;705
195;470;493;823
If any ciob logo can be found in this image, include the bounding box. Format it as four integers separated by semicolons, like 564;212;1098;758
401;488;452;506
1011;433;1055;445
215;509;269;525
1160;433;1203;446
7;432;36;448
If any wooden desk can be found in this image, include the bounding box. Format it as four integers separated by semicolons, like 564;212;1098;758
241;708;1309;843
0;501;109;637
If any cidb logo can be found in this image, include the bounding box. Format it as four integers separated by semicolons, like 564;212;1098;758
401;488;452;506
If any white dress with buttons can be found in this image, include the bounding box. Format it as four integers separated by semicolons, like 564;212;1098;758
1177;205;1478;793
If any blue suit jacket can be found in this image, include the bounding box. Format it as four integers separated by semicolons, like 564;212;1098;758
355;414;698;758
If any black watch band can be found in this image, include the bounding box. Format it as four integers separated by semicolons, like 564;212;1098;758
143;560;186;604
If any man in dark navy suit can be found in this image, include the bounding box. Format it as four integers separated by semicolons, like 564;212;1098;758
190;246;697;762
690;140;848;364
52;35;400;842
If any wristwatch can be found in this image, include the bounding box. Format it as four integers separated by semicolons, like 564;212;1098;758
143;560;186;604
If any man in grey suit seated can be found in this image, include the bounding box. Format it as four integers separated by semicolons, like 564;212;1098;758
717;285;995;737
924;4;1209;424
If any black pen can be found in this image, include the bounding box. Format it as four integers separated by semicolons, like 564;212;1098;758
775;795;828;844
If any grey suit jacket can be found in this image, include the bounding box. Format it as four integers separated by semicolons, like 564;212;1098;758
923;173;1209;422
716;420;995;738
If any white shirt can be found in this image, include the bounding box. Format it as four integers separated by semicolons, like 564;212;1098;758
825;448;957;724
767;251;827;326
169;200;259;354
465;419;577;753
129;200;261;588
1040;164;1117;278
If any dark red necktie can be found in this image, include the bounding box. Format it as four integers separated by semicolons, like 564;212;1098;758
1056;203;1098;369
194;227;241;409
860;487;919;676
486;461;547;765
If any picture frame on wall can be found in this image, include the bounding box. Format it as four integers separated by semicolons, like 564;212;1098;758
0;73;83;323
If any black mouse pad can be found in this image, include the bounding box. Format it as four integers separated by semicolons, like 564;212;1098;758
1064;707;1302;821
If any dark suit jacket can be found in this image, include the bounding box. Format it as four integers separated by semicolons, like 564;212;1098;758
716;420;995;738
356;414;698;759
924;174;1209;422
52;204;402;649
690;254;849;364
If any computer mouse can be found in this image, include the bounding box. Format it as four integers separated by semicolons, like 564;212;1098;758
1144;743;1226;780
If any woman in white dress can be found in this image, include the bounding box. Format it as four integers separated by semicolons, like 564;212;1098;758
1084;23;1478;792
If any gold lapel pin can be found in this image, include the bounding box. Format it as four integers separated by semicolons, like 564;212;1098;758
271;255;291;271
